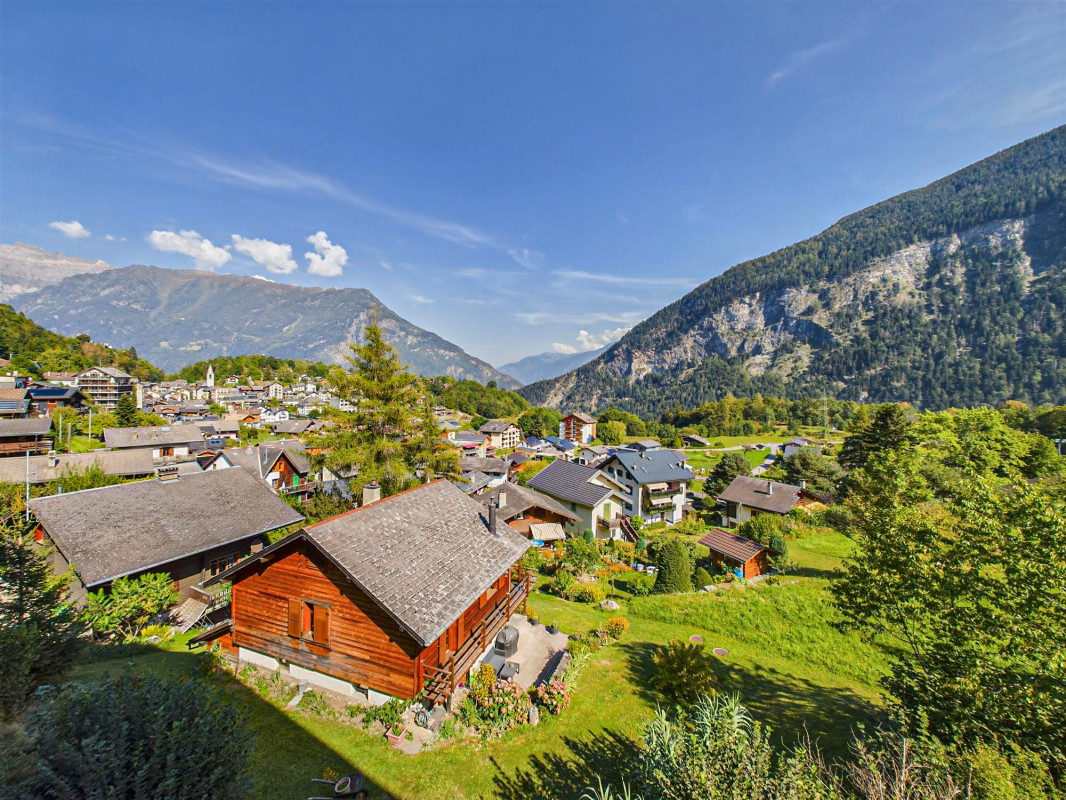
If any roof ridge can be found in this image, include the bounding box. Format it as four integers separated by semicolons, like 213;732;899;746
305;478;443;529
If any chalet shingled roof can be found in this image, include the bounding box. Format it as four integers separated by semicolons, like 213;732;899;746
698;527;774;563
717;475;802;515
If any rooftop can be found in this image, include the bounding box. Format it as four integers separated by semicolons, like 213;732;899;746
698;527;774;563
477;482;578;523
103;423;206;449
527;459;614;507
606;448;695;484
718;475;803;514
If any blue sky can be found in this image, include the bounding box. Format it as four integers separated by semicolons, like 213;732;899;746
2;1;1064;367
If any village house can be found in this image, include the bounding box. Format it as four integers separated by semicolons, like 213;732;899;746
103;423;205;460
29;467;303;605
783;436;819;457
478;420;523;450
716;475;811;527
559;412;597;444
476;482;578;541
250;380;285;400
26;383;88;416
0;418;54;457
698;527;777;580
599;447;694;525
527;459;627;540
0;449;202;485
0;386;30;418
201;480;531;706
75;366;141;410
447;430;494;458
202;444;316;502
459;456;511;487
259;406;290;426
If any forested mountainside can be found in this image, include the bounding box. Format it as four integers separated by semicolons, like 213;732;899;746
522;126;1066;415
13;264;520;386
0;304;163;382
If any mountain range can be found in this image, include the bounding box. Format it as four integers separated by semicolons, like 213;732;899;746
498;346;607;385
1;256;519;386
521;125;1066;415
0;242;113;302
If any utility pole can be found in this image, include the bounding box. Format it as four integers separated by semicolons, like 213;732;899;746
25;450;30;519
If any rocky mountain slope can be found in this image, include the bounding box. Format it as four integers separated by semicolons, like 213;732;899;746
521;126;1066;414
0;243;113;302
13;264;520;385
498;346;607;385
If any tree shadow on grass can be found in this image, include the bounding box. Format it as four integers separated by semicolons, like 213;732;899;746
490;729;638;800
72;644;398;800
787;565;840;580
619;640;883;761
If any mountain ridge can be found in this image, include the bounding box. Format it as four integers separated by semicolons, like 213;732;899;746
520;125;1066;414
498;346;607;384
11;263;521;386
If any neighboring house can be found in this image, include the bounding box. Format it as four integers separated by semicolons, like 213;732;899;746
251;381;285;400
527;459;625;540
448;431;493;458
199;420;241;441
103;424;205;460
717;475;808;527
599;448;695;525
0;418;54;457
0;387;30;418
577;444;614;467
438;420;462;439
459;456;510;487
202;480;531;706
627;439;661;452
75;367;140;410
41;372;78;386
476;482;578;539
783;436;819;457
202;445;316;502
259;407;290;425
273;419;313;436
29;467;303;604
0;449;202;484
26;384;88;416
542;436;577;460
478;420;522;450
698;527;777;580
681;433;711;447
559;412;597;445
456;470;494;496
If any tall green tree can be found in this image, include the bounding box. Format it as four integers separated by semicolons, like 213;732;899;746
834;449;1066;762
839;403;910;471
307;320;458;496
705;451;751;494
781;447;844;495
114;393;138;427
0;515;80;720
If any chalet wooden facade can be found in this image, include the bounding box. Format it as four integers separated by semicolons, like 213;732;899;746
205;480;531;705
698;527;777;580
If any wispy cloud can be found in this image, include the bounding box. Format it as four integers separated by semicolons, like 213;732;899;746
616;212;631;226
766;35;851;90
15;113;506;251
508;248;542;270
552;269;698;289
101;234;127;242
516;309;646;326
408;294;434;304
49;219;90;238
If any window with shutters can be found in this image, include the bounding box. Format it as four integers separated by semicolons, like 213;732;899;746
287;598;330;648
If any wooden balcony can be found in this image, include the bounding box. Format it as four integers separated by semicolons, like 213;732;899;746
597;514;639;543
0;439;53;456
423;569;533;706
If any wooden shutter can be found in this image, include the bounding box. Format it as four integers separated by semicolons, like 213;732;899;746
312;605;330;647
287;599;302;638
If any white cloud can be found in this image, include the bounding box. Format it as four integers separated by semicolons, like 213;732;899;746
552;326;631;354
304;231;348;277
250;275;277;283
517;309;646;326
147;229;232;270
616;212;631;226
231;234;298;274
552;269;697;289
508;248;542;270
101;234;127;242
766;36;848;89
408;294;434;304
49;220;90;238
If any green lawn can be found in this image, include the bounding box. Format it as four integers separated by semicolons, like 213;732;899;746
67;530;889;800
684;447;771;473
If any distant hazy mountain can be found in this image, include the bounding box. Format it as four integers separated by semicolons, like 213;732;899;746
13;263;521;385
499;346;607;384
522;125;1066;414
0;242;113;302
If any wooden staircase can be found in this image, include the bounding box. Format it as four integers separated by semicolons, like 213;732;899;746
169;597;209;633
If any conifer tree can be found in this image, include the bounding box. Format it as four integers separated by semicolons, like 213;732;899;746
115;392;138;427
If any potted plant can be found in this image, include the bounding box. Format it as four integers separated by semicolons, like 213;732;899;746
385;722;408;746
528;611;540;626
546;620;559;635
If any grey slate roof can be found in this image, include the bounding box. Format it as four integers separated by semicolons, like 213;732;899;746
0;450;201;485
698;527;773;563
0;418;53;437
233;480;528;647
77;366;134;379
563;412;596;424
477;482;578;524
460;456;510;475
479;419;519;434
29;467;303;588
606;449;695;484
718;475;802;514
214;445;311;478
272;419;312;435
456;471;494;494
104;424;205;449
527;459;613;507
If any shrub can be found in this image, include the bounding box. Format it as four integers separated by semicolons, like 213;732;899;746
693;566;714;589
582;528;595;545
533;680;570;715
83;573;179;641
653;541;693;594
361;696;411;730
768;531;788;559
476;679;531;737
652;638;718;704
568;584;606;604
554;571;576;597
630;516;644;532
17;672;255;799
604;617;630;639
737;513;781;546
630;574;654;597
469;663;497;705
563;538;600;574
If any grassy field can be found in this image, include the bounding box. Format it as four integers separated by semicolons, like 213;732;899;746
684;447;769;473
68;530;889;800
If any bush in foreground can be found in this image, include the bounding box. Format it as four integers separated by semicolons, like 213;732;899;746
653;541;692;594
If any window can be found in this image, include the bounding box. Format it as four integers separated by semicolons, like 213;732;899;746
209;551;239;576
287;599;330;648
159;446;174;457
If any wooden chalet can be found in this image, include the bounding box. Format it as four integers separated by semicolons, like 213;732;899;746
203;480;531;705
476;482;578;539
698;527;777;579
0;418;53;456
29;467;303;605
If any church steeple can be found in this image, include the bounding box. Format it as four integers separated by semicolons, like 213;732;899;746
205;364;215;387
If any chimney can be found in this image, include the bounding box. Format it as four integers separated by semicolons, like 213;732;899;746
767;480;773;495
799;479;806;491
157;465;180;482
498;489;507;509
488;496;500;535
361;480;380;506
